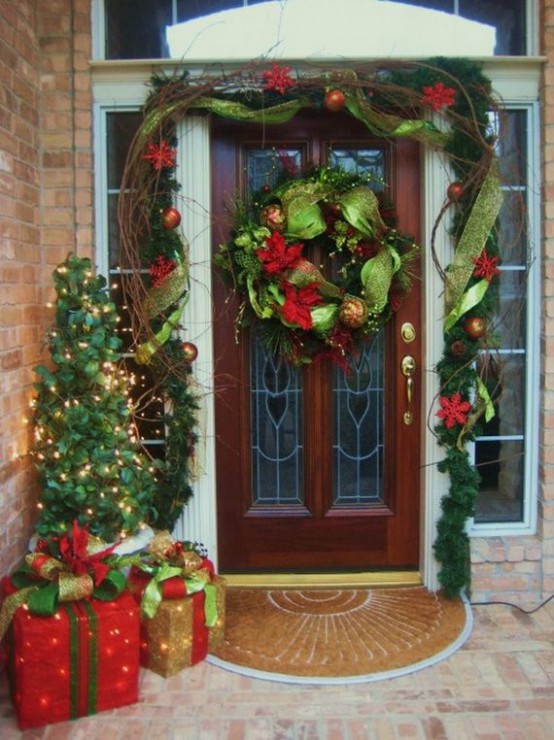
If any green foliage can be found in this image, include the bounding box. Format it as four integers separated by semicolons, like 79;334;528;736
32;255;157;542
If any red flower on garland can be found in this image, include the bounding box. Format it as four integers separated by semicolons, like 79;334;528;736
280;280;323;330
473;249;500;282
58;520;116;586
262;62;295;95
256;231;303;274
421;81;456;111
142;140;177;170
437;392;472;429
149;254;177;288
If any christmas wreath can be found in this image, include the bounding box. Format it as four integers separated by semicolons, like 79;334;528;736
216;167;418;369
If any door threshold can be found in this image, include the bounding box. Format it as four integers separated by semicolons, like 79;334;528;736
221;571;422;589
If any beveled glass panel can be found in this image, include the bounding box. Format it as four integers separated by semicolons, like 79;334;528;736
246;148;302;194
333;332;384;505
251;335;303;505
474;439;524;522
476;353;526;439
329;149;385;188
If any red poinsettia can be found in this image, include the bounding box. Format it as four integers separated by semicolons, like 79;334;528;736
257;231;304;274
473;249;500;282
436;392;472;429
149;254;177;288
421;81;456;111
58;520;116;586
142;140;177;170
262;62;295;95
280;280;323;330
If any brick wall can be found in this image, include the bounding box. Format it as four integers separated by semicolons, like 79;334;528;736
0;0;93;576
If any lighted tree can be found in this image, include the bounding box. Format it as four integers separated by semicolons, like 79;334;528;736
31;255;156;542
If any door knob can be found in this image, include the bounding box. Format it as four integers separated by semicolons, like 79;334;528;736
401;355;416;425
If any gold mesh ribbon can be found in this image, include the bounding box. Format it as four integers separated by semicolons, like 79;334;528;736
286;259;341;298
445;165;504;316
339;187;385;238
0;586;38;641
26;553;95;602
281;181;332;239
361;247;397;312
146;260;189;319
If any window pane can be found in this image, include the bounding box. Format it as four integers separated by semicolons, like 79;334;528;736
496;111;527;186
477;354;526;439
105;0;173;59
106;112;143;189
493;269;527;349
177;0;243;23
460;0;526;56
497;192;527;265
474;440;524;522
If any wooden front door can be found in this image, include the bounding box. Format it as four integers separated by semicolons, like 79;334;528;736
211;111;421;573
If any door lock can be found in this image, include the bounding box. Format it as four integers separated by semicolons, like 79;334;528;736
400;322;416;343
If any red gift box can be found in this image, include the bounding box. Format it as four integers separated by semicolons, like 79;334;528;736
128;567;225;677
3;585;140;730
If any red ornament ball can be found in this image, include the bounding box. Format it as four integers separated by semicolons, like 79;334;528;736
261;204;286;231
182;341;198;364
464;316;487;340
450;340;467;358
447;181;464;201
338;297;369;329
161;207;181;230
323;88;346;112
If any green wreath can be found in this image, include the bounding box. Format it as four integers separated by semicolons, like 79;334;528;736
216;166;419;369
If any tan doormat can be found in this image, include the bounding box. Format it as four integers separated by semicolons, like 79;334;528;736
208;586;471;684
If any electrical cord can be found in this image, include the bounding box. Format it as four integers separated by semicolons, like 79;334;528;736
470;592;553;615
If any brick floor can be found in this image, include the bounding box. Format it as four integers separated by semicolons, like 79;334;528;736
0;602;552;739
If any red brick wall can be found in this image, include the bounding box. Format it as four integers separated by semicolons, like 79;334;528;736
0;0;93;576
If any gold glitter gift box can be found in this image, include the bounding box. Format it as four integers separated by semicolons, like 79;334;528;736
129;569;226;677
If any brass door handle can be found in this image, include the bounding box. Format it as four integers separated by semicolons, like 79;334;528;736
401;355;416;425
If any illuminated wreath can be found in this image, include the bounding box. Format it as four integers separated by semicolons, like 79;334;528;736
216;167;419;369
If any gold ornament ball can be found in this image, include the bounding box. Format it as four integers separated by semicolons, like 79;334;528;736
338;297;369;329
464;315;487;340
261;204;286;231
182;341;198;363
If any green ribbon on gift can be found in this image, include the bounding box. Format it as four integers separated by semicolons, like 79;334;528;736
140;563;218;626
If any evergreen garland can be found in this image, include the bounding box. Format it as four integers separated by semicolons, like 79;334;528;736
118;58;504;596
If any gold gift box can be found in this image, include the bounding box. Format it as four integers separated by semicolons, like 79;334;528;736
140;575;226;677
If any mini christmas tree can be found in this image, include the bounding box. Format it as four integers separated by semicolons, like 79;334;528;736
31;254;156;542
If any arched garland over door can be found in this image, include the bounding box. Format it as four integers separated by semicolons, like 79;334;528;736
118;58;505;597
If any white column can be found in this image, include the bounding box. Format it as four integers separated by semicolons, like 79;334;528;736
172;115;219;566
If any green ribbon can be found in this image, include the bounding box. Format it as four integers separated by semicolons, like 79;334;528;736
140;563;216;623
339;187;385;238
477;376;495;423
311;304;339;334
360;246;400;313
281;181;331;239
141;563;183;619
135;302;186;364
444;279;489;333
146;256;189;319
445;165;504;315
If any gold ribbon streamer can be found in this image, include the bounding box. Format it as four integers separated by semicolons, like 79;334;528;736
27;553;95;601
0;586;39;641
445;165;504;315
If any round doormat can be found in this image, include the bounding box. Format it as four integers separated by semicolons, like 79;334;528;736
208;586;472;684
